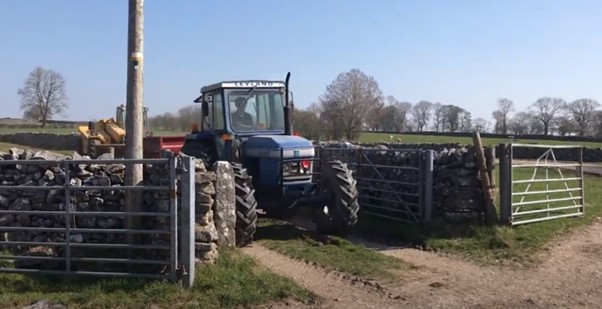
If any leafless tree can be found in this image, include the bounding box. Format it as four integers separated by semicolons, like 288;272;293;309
509;112;532;135
473;117;490;132
176;105;203;131
530;97;566;135
319;69;384;140
443;104;464;132
567;98;600;136
378;96;412;132
495;98;514;134
491;110;503;133
431;103;445;132
17;67;68;127
555;115;575;136
293;107;323;140
411;100;432;132
459;110;472;132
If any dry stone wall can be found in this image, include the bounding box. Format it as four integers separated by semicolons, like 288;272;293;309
318;142;487;221
0;133;81;152
0;148;234;274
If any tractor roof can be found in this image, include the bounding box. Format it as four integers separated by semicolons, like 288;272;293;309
201;80;286;93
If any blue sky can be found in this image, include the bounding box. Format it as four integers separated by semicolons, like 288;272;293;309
1;0;601;122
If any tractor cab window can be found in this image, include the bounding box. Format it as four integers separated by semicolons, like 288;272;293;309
202;92;224;131
228;90;285;132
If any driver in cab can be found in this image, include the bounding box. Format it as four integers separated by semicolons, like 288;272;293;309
231;97;254;131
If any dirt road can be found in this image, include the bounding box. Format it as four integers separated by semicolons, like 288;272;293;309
245;219;602;308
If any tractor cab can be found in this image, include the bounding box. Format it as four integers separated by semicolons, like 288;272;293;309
195;80;287;136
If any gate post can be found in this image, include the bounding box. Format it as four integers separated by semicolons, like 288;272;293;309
499;143;512;224
180;156;196;288
422;150;434;224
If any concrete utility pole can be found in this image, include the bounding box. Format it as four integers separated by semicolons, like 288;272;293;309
125;0;144;244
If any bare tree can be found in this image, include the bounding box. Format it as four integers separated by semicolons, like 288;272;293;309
555;115;575;136
509;112;532;135
491;110;503;133
319;69;384;140
411;100;432;131
473;117;490;132
495;98;514;134
378;96;412;132
431;103;445;132
567;98;600;136
443;104;464;132
293;107;324;140
530;97;566;135
17;67;69;127
459;110;472;132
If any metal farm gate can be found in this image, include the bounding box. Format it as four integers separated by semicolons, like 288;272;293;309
0;156;196;288
318;146;434;224
499;143;585;226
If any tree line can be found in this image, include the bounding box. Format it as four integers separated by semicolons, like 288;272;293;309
144;68;602;140
16;66;599;139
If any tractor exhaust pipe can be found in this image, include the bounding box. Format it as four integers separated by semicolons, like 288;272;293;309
283;72;292;136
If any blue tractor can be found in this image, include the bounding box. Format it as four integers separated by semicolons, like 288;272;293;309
179;73;360;247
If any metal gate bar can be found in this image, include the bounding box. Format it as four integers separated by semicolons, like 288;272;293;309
0;157;186;280
499;143;585;226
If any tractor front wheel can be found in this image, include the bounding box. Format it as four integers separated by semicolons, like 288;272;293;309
313;160;360;236
233;164;258;247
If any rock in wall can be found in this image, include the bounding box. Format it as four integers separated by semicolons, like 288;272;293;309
190;159;219;264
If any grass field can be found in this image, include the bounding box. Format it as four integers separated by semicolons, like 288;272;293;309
3;125;602;148
0;249;315;309
354;166;602;266
359;132;602;148
255;218;410;281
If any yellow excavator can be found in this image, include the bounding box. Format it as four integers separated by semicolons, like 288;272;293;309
78;104;185;158
77;104;152;158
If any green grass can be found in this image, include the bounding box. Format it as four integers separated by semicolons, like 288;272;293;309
359;132;602;148
354;167;602;266
255;218;410;281
0;248;315;309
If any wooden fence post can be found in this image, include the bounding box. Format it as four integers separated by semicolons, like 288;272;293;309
473;132;498;224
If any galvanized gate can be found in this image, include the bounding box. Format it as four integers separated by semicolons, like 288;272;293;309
318;146;434;224
499;143;585;226
0;156;196;287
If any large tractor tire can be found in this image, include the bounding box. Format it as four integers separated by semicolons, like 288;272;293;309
313;160;360;236
233;163;258;247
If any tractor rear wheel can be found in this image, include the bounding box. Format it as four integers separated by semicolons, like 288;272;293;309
233;163;258;247
313;160;360;236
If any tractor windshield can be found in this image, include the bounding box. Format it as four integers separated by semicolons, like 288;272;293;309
228;90;285;133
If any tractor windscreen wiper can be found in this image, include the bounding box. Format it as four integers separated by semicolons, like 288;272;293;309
237;85;258;106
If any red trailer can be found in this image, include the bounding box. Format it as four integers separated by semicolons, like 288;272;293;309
142;135;186;158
